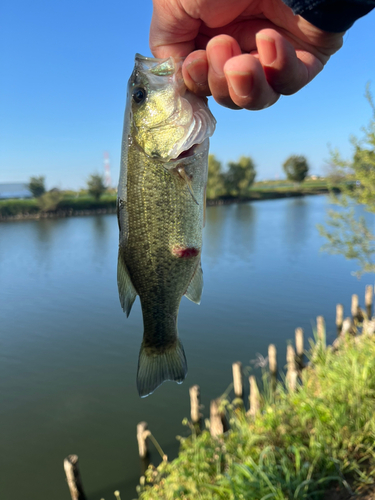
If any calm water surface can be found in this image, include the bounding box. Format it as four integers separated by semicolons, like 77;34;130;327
0;195;372;500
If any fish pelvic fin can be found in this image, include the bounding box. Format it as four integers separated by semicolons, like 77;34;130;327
117;251;137;317
137;340;187;398
185;261;203;304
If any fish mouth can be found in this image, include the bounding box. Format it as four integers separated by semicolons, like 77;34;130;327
175;144;198;160
170;141;207;162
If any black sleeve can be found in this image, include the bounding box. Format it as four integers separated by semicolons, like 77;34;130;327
282;0;375;32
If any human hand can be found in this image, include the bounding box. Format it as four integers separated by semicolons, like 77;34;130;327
150;0;344;110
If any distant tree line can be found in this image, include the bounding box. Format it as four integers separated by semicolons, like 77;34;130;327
207;155;256;200
27;173;108;212
207;154;309;200
26;155;311;208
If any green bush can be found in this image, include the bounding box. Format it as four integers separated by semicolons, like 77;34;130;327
0;199;39;216
57;195;116;211
38;190;64;212
0;195;117;217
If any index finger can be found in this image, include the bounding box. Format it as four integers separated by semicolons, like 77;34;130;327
150;0;201;59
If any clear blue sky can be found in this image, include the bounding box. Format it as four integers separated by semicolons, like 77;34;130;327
1;0;374;190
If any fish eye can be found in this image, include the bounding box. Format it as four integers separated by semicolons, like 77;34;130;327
132;87;147;104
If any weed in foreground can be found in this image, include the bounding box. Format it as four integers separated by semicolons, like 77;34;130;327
135;334;375;499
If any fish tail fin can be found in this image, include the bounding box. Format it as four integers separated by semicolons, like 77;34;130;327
137;340;187;398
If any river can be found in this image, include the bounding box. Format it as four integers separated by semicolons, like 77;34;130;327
0;195;371;500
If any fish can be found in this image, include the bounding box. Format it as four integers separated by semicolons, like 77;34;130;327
117;54;216;397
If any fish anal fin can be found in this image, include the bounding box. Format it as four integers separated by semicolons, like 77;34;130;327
185;261;203;304
137;340;187;397
117;251;137;317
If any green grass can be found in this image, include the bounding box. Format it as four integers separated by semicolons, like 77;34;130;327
250;179;336;197
0;194;117;217
253;179;330;190
57;194;116;211
207;179;339;203
135;334;375;500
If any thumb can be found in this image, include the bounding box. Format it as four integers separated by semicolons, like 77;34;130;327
149;0;200;59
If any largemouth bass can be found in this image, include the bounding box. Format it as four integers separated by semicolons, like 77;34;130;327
117;54;216;397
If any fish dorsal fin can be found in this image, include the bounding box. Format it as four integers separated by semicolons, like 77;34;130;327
117;251;137;317
185;261;203;304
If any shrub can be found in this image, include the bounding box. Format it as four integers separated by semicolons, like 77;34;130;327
0;199;39;217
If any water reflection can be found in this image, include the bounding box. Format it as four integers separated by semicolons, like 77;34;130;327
35;219;55;244
230;203;256;259
90;215;111;268
284;197;310;255
204;202;257;264
93;214;107;239
204;205;228;265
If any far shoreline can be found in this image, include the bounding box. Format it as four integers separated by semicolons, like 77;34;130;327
0;187;333;222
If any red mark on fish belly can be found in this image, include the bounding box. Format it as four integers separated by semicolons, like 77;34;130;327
172;246;199;259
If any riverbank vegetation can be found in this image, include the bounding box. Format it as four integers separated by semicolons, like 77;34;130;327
0;193;117;218
318;86;375;276
134;327;375;500
207;154;313;200
0;175;338;220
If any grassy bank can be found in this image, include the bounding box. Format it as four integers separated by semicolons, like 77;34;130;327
134;326;375;500
0;180;337;219
0;194;116;219
207;179;337;205
214;179;338;203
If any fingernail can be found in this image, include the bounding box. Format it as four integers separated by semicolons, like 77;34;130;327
208;40;232;77
185;58;208;87
256;34;277;66
226;71;253;98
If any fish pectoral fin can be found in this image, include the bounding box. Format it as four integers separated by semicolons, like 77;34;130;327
137;340;187;398
117;251;137;317
185;261;203;304
177;166;199;205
